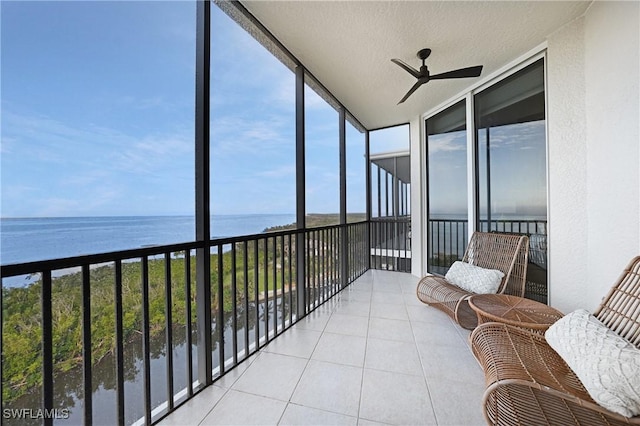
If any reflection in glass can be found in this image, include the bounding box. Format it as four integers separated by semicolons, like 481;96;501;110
475;58;547;302
426;100;467;274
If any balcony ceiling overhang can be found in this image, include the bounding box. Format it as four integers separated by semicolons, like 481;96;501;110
241;0;591;130
371;151;411;184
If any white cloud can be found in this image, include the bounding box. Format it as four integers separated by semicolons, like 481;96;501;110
113;133;192;175
211;115;294;157
428;132;466;154
1;109;194;216
481;120;545;150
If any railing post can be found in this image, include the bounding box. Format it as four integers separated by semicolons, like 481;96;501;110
41;271;54;426
295;65;307;318
365;131;371;270
195;0;212;387
339;108;348;287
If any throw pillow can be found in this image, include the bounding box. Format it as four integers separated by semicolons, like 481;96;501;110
545;309;640;417
444;261;504;294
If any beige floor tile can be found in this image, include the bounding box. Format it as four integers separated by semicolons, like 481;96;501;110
231;352;308;401
279;404;358;426
291;360;363;417
359;369;437;425
364;338;423;376
200;390;286;425
427;377;486;425
367;317;414;342
325;313;370;337
159;385;226;426
263;327;322;359
370;302;408;321
311;332;366;367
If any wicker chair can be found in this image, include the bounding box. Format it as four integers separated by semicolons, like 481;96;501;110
471;255;640;426
416;232;529;329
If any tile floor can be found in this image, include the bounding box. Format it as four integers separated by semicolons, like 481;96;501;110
159;270;486;426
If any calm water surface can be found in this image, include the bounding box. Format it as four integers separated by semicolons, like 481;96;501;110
1;214;296;266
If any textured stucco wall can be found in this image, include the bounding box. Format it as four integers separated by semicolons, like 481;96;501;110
583;0;640;309
546;16;589;313
547;1;640;312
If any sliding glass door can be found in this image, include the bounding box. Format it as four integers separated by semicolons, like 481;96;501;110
474;58;547;302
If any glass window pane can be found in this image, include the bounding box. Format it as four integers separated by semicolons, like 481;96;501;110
475;58;547;302
426;100;467;274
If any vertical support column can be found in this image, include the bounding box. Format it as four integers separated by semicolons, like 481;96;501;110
339;108;348;287
365;131;371;270
195;0;212;388
485;127;491;231
393;157;400;270
295;65;307;319
469;93;478;238
377;167;381;218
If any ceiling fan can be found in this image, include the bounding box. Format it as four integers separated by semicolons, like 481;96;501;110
391;48;483;104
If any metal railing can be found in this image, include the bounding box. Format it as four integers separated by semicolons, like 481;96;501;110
370;217;411;273
427;217;548;302
428;218;547;269
427;219;468;275
1;222;368;425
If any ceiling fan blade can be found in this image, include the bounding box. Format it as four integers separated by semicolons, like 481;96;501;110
398;80;425;104
391;59;422;79
430;65;483;80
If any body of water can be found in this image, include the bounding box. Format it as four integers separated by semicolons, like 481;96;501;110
0;214;296;267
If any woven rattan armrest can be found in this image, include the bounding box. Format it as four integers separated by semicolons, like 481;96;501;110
470;322;640;425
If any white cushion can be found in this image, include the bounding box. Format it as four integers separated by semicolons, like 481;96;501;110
444;261;504;294
545;309;640;417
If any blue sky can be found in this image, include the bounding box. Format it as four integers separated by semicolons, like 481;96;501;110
1;1;408;218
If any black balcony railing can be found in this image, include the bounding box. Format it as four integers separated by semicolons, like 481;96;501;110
1;222;368;426
427;217;548;303
370;217;411;273
428;219;468;275
1;217;549;425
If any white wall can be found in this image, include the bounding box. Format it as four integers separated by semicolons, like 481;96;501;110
412;2;640;302
547;16;590;313
547;1;640;312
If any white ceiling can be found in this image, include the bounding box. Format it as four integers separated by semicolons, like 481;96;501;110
242;0;591;130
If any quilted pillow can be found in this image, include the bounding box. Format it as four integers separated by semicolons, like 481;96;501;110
545;309;640;417
444;261;504;294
